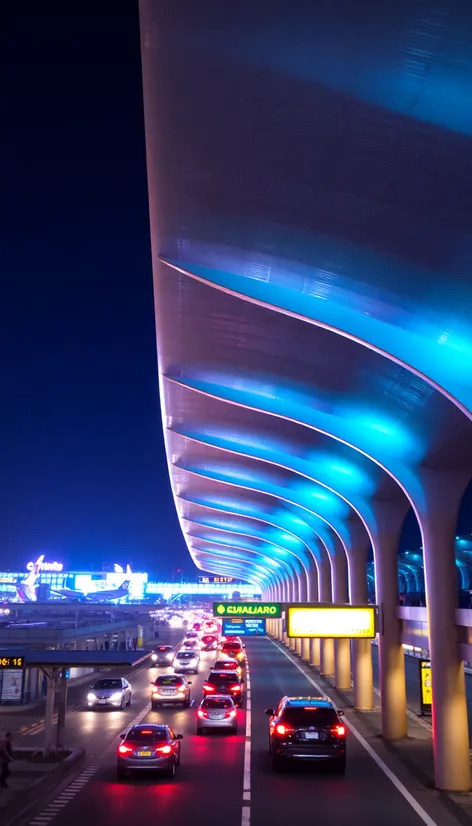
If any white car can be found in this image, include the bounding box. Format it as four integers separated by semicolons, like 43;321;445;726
173;649;200;674
87;677;132;709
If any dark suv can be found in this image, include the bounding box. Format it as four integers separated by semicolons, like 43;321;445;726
203;670;244;706
265;696;346;773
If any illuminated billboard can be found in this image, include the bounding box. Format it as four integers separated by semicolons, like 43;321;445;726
287;605;376;639
222;618;266;636
213;602;281;618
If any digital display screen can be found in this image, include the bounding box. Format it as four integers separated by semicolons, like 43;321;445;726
0;656;24;669
222;618;266;636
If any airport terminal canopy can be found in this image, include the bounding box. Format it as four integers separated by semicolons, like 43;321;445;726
139;0;472;594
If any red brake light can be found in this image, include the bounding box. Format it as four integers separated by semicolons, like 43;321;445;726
156;745;172;755
225;709;237;718
275;724;294;736
140;730;153;734
197;709;209;718
331;724;346;737
203;684;215;692
118;744;133;755
230;685;241;692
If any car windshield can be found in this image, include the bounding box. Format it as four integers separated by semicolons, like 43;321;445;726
176;652;195;659
94;679;122;689
203;698;233;709
281;707;338;726
156;676;183;686
222;644;241;651
127;728;168;743
209;672;236;683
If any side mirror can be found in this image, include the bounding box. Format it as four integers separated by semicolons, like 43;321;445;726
188;681;193;685
265;708;274;716
119;733;126;739
241;678;245;684
242;644;246;648
337;710;344;716
176;734;184;740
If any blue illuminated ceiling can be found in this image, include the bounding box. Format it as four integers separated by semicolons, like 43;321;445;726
140;1;472;594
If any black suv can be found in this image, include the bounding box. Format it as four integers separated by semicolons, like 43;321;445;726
203;670;244;706
265;696;346;773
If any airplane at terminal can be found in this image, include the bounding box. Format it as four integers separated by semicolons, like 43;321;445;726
84;565;132;603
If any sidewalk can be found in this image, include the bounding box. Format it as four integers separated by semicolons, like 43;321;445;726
270;637;472;826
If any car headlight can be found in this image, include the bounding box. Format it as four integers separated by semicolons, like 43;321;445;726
110;692;123;702
87;692;97;702
151;653;158;661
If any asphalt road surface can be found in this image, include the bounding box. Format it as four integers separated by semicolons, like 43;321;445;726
19;637;457;826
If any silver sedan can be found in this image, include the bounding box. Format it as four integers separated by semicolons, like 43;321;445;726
196;695;239;735
87;677;132;709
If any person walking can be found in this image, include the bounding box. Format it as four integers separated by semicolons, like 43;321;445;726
0;732;13;789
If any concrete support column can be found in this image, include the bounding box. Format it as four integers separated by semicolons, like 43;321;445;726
374;515;407;739
421;474;471;791
310;638;321;667
318;552;334;677
301;638;310;661
294;569;309;656
330;536;351;691
347;542;374;709
287;575;298;649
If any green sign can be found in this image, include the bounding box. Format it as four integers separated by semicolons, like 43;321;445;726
213;602;282;618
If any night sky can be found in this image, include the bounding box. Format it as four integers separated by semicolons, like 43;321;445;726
0;1;189;576
1;3;470;578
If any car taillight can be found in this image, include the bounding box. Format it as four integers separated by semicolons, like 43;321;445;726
225;709;237;718
156;745;172;755
118;744;133;755
331;724;346;737
203;684;215;692
197;709;209;718
274;724;294;736
230;685;241;692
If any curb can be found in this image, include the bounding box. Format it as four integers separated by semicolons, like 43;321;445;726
2;748;86;826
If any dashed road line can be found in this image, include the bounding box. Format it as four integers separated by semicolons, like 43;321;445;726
28;701;152;825
241;657;252;826
270;638;441;826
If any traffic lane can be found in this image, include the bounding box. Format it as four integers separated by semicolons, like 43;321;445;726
42;648;245;826
247;638;433;826
3;630;184;739
25;640;211;750
371;646;472;731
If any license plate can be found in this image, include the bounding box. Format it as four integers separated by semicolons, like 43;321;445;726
161;690;174;695
99;699;106;704
138;750;152;757
305;732;319;740
210;713;225;719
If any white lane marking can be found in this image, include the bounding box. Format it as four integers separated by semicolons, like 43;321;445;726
30;702;152;824
270;639;440;826
241;658;252;826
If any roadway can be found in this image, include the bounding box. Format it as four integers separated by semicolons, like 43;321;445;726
18;637;456;826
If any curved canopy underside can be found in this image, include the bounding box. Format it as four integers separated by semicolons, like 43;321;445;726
139;0;472;592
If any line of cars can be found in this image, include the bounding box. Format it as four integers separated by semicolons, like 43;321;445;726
116;619;248;779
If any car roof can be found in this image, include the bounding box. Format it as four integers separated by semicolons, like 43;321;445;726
201;694;235;703
284;696;334;708
209;669;240;678
155;674;184;681
129;724;169;733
